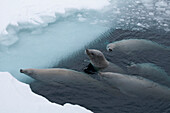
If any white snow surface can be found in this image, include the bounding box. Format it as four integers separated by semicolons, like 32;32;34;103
0;72;92;113
0;0;110;34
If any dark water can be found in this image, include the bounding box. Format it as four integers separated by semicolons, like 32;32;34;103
30;29;170;113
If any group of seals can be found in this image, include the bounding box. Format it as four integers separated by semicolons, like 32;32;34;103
20;38;170;98
103;39;170;98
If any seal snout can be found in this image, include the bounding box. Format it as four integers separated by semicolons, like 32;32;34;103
107;47;113;52
85;49;89;52
85;49;90;55
20;69;24;73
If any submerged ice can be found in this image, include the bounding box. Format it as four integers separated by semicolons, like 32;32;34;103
0;0;112;83
0;18;108;82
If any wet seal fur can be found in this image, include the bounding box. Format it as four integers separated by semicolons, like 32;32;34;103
99;72;170;98
127;63;170;87
85;49;125;74
106;39;170;53
20;68;117;93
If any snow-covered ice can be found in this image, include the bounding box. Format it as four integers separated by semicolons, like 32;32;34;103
0;0;110;34
0;72;92;113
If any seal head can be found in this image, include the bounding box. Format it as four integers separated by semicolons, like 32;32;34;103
85;49;109;70
106;43;116;52
106;44;113;52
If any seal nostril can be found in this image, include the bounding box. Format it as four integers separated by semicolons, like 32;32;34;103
86;49;89;52
20;69;23;73
109;48;112;51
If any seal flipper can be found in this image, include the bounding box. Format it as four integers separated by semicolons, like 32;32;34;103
84;63;97;74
